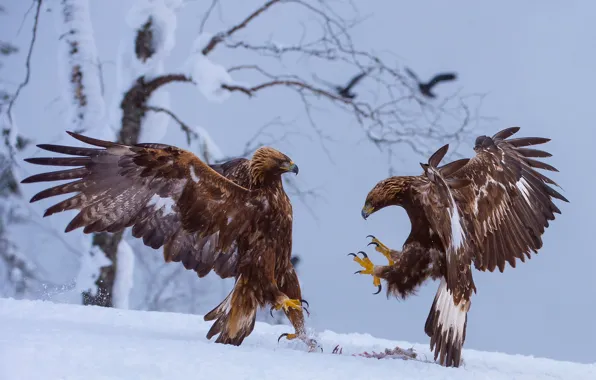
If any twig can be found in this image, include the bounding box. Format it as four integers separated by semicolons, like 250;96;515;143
7;0;42;124
199;0;219;34
201;0;281;55
145;105;197;145
16;0;37;36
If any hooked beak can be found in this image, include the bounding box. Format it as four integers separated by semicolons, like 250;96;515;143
361;204;374;220
282;161;299;175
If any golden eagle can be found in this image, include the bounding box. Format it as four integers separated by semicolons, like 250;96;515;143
21;132;314;348
352;127;568;367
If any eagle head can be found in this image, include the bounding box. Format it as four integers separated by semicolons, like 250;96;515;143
250;147;298;183
361;177;409;219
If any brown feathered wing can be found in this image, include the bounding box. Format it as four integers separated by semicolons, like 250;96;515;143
423;127;568;367
21;132;266;279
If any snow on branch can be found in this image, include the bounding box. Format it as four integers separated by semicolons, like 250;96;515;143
116;0;194;143
119;74;192;145
76;239;111;298
112;240;134;310
55;0;109;138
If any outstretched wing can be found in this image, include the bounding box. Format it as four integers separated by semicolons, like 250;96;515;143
21;132;265;278
455;126;568;273
427;73;457;88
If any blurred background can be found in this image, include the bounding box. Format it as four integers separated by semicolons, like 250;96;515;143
0;0;594;364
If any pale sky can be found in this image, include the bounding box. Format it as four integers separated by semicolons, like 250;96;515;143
2;0;595;364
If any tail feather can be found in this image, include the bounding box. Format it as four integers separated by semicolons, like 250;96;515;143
205;276;257;346
424;279;470;368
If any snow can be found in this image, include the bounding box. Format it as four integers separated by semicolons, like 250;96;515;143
54;0;110;139
125;0;180;65
112;239;135;310
114;0;185;143
74;239;111;296
141;90;172;142
185;33;234;103
0;298;593;380
190;125;225;163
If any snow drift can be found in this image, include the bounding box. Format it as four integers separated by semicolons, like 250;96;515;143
0;298;593;380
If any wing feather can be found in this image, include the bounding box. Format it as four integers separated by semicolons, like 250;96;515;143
453;127;568;273
21;132;263;279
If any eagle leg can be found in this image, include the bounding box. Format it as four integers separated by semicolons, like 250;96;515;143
270;299;310;317
348;251;382;294
366;235;395;265
277;332;322;352
270;296;304;314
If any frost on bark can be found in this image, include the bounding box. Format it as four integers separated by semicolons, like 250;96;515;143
83;0;190;306
57;0;106;136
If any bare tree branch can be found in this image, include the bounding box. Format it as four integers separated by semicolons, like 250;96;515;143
199;0;220;34
16;0;37;37
6;0;42;124
119;74;192;144
210;0;487;170
145;105;196;145
201;0;282;55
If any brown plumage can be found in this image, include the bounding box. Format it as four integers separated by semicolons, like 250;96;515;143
21;131;314;348
354;126;568;368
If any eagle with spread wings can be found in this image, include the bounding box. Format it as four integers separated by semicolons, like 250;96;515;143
351;127;568;367
21;131;314;349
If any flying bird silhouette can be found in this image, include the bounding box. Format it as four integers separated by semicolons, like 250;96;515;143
405;67;458;98
332;66;376;99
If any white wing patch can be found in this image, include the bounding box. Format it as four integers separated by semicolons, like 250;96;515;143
189;165;200;183
446;189;465;251
148;194;175;215
435;278;468;353
516;177;532;205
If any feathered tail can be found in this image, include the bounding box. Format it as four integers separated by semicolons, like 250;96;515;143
204;275;257;346
424;279;471;368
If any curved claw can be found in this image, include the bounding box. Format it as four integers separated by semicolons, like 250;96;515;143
373;284;382;295
366;235;379;247
358;251;368;259
347;252;357;258
278;333;289;343
270;307;275;318
303;306;311;317
300;299;310;308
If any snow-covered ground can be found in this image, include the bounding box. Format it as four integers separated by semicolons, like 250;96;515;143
0;298;593;380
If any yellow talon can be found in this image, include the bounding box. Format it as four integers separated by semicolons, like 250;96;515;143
367;235;395;265
348;251;382;294
273;297;303;313
278;333;297;342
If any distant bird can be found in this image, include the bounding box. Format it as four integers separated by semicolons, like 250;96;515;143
352;126;568;368
21;131;315;350
335;68;373;99
405;67;457;98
